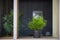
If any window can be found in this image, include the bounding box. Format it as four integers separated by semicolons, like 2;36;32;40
16;0;59;39
0;0;59;40
18;0;52;38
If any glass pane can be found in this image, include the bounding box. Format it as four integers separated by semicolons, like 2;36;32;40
0;0;13;38
18;0;52;38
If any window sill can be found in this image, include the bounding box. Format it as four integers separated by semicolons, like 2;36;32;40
0;36;58;40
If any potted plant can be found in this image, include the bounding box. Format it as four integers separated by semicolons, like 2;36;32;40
28;16;47;38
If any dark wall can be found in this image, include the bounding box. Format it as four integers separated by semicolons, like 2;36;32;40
0;0;4;36
0;0;52;36
19;0;52;36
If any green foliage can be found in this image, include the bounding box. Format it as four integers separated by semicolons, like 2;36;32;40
3;10;23;35
28;16;47;30
3;10;13;34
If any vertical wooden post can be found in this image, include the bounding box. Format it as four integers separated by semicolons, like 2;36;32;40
13;0;18;40
59;0;60;39
53;0;59;38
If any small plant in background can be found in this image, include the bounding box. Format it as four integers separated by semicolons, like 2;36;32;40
3;9;23;36
3;10;13;36
28;16;47;38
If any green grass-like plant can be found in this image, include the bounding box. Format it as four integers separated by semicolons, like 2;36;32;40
28;16;47;30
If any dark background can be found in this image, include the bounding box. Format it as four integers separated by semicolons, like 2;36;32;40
19;0;52;36
0;0;52;37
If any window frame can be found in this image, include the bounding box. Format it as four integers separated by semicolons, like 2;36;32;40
13;0;60;40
